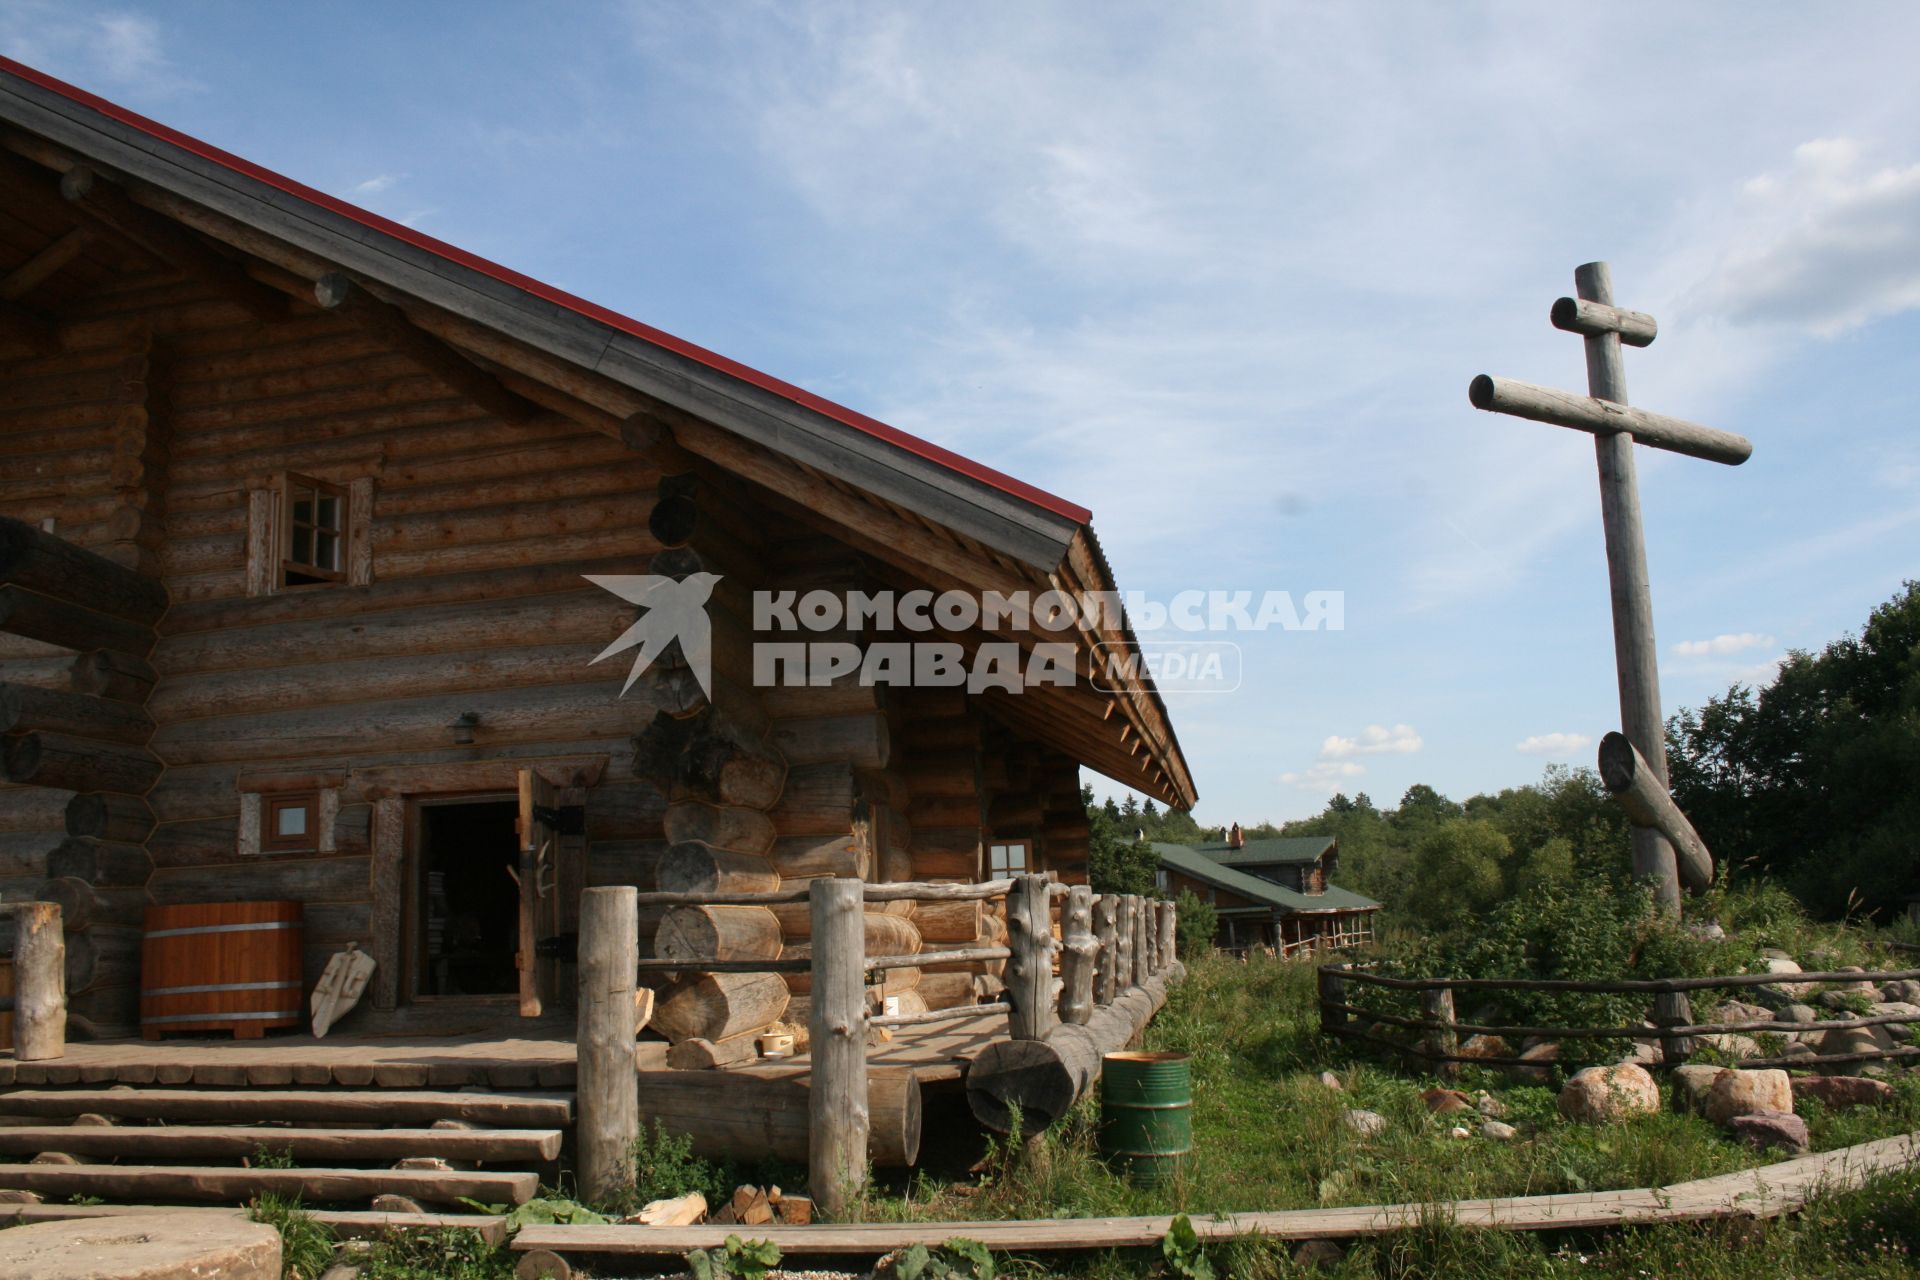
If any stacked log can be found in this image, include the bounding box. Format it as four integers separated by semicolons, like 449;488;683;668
0;514;164;1034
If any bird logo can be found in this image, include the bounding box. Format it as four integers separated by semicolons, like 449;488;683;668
585;572;722;696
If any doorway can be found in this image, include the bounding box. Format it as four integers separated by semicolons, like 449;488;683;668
412;797;520;998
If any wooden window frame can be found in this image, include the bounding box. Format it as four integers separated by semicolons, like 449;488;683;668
988;839;1031;878
261;791;320;853
280;472;349;587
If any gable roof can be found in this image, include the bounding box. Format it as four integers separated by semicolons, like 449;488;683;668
0;55;1197;807
1154;842;1379;914
1187;835;1337;867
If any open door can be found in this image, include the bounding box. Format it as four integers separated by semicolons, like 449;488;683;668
515;769;557;1017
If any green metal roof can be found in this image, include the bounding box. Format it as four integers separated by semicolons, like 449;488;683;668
1152;842;1379;914
1185;835;1337;867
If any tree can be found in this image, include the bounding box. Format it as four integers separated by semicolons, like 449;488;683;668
1406;818;1511;930
1173;888;1218;958
1085;784;1160;896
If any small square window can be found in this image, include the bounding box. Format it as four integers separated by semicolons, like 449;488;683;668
281;473;348;587
262;793;319;853
989;841;1030;876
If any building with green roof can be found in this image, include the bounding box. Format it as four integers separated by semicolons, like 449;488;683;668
1151;824;1380;954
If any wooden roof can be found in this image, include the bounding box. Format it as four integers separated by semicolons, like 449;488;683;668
0;56;1197;808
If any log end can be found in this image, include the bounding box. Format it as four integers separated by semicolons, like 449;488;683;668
1596;730;1635;793
1468;374;1496;411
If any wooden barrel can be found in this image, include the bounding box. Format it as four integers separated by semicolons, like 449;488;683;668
140;901;304;1039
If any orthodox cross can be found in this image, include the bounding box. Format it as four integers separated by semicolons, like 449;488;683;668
1470;262;1752;912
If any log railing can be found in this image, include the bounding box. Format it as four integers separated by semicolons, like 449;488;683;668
0;901;66;1062
1318;961;1920;1076
575;876;1179;1213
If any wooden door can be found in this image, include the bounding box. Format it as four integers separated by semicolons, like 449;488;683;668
516;769;558;1017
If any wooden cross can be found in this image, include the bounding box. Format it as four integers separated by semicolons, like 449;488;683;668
1469;262;1752;912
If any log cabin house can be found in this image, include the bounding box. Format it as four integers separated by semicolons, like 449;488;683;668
0;58;1197;1213
1153;826;1378;954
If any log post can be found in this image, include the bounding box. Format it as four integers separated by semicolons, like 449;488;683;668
1130;896;1150;988
808;877;868;1216
575;887;638;1207
1091;894;1119;1006
1317;964;1348;1038
1058;885;1096;1026
1157;899;1177;967
1597;732;1714;893
1115;894;1135;991
1653;989;1695;1065
1004;874;1057;1041
12;902;67;1062
1421;986;1458;1078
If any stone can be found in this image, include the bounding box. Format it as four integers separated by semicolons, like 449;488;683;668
1881;979;1920;1004
1420;1087;1474;1116
29;1153;78;1165
1618;1039;1660;1066
1509;1041;1560;1083
1749;983;1795;1011
392;1156;452;1171
1457;1034;1510;1060
1343;1109;1386;1137
1707;1000;1773;1026
1792;1075;1895;1108
1726;1111;1809;1156
1448;1125;1471;1139
1686;921;1727;941
0;1190;43;1204
1693;1033;1760;1060
1557;1063;1660;1123
1778;1041;1817;1060
1318;1071;1343;1092
1474;1091;1506;1118
370;1194;427;1214
1775;1003;1820;1025
69;1115;114;1128
1817;1025;1895;1061
1705;1069;1793;1126
1481;1119;1519;1141
1868;1001;1920;1035
0;1213;281;1280
1763;956;1802;975
1670;1064;1727;1116
1292;1240;1346;1270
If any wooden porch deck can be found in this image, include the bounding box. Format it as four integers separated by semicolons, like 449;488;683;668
0;1009;1009;1090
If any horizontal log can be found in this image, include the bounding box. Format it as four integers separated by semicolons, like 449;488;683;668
4;732;163;795
0;786;71;833
64;791;154;843
766;763;864;836
654;843;780;896
661;801;774;855
1598;732;1714;894
0;1162;537;1207
0;1125;563;1164
0;585;154;658
910;898;987;944
0;1088;573;1126
769;714;889;770
654;905;783;964
634;1068;922;1167
0;515;168;624
652;970;790;1043
34;877;148;932
768;834;869;882
45;837;152;887
1329;964;1920;995
1550;296;1657;347
0;683;153;745
149;856;367;905
71;649;157;704
1469;375;1751;465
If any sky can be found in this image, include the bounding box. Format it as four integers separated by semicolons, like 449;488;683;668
5;2;1918;824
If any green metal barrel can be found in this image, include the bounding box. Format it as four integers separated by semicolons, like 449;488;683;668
1099;1050;1192;1186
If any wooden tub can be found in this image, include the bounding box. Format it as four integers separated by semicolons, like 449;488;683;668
140;901;304;1040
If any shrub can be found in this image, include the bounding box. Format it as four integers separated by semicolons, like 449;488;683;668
1174;889;1218;959
247;1194;335;1280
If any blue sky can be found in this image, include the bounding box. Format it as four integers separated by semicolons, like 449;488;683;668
7;3;1917;824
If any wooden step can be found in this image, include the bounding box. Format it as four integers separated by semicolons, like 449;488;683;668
0;1201;511;1245
0;1162;540;1207
0;1088;573;1127
0;1125;564;1164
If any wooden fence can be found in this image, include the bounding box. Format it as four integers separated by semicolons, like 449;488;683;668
1317;960;1920;1075
575;876;1177;1211
0;901;65;1062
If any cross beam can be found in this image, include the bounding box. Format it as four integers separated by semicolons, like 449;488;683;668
1470;262;1752;912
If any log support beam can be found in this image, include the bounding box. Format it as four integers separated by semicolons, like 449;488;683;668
1598;731;1714;894
575;886;639;1208
315;273;539;424
808;876;868;1215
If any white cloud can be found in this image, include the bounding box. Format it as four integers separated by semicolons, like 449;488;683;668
1320;723;1422;759
352;174;400;196
1516;732;1593;758
0;4;199;95
1280;761;1366;793
1673;633;1775;658
1691;139;1920;335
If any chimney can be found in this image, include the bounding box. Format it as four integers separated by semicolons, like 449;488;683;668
1134;827;1145;844
1228;822;1244;849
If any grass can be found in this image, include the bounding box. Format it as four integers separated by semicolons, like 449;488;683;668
247;1193;337;1280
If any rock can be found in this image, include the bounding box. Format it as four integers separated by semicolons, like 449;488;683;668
1693;1033;1760;1060
1481;1119;1519;1141
1792;1075;1895;1109
1778;1041;1817;1060
1420;1087;1474;1116
1868;1001;1920;1035
1670;1064;1727;1116
391;1156;451;1171
1749;983;1795;1011
0;1190;43;1204
0;1212;282;1280
1509;1041;1561;1083
1457;1034;1510;1060
1318;1071;1343;1092
1881;979;1920;1004
370;1194;427;1214
1343;1109;1386;1138
1557;1063;1659;1123
1775;1003;1820;1026
29;1153;78;1165
1707;1000;1773;1026
1618;1039;1660;1066
1686;921;1727;941
1763;956;1802;975
1292;1240;1346;1270
1817;1025;1895;1061
1448;1125;1471;1139
1705;1069;1793;1126
1474;1091;1506;1118
1726;1111;1809;1156
69;1115;113;1129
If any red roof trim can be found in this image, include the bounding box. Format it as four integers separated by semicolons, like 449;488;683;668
0;56;1093;527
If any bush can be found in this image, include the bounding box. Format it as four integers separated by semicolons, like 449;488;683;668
247;1194;335;1280
1174;889;1217;959
361;1228;514;1280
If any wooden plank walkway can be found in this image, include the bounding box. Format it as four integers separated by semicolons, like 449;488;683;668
0;1202;512;1245
516;1132;1919;1258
